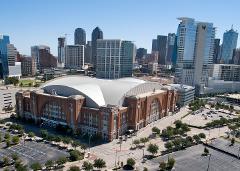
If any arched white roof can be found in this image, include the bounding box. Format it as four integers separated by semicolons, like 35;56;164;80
42;76;163;108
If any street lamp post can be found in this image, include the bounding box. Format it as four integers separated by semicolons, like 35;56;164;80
207;154;212;171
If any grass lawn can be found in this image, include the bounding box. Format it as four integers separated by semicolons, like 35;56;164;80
19;79;36;87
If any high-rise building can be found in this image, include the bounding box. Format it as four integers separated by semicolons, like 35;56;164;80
151;39;158;52
7;44;21;78
58;37;66;66
213;39;220;63
85;41;92;64
20;56;36;76
38;49;57;72
221;27;238;64
166;33;176;65
74;28;86;46
91;27;103;68
96;39;135;79
0;35;10;78
65;45;84;69
171;36;178;66
31;45;50;70
232;48;240;65
175;17;215;94
157;35;167;64
136;48;147;60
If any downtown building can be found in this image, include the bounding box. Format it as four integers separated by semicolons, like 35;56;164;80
65;45;84;69
0;35;10;78
20;56;36;77
15;76;177;141
220;27;238;64
91;27;103;69
57;37;66;67
31;45;50;70
175;17;215;95
96;39;136;79
74;28;86;46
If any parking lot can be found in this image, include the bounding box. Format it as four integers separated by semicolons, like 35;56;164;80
143;144;240;171
182;108;237;127
0;127;69;165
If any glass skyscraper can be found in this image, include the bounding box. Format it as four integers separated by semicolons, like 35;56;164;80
221;27;238;64
92;27;103;69
74;28;86;46
0;35;10;78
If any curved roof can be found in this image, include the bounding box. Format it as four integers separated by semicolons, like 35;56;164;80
42;76;164;108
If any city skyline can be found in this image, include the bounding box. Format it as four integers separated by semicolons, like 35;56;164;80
1;0;240;56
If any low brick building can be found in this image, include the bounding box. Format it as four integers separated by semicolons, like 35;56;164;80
16;76;177;141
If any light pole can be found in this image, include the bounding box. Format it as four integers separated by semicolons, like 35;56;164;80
207;154;211;171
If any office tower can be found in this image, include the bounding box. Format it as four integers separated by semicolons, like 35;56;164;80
152;39;158;51
96;39;135;79
91;27;103;68
211;64;240;81
136;48;147;60
38;49;57;72
20;56;36;76
213;39;220;63
0;35;10;78
221;27;238;63
31;45;50;70
58;37;66;66
232;48;240;65
171;36;178;66
65;45;84;69
166;33;176;65
175;17;215;94
85;41;92;64
157;35;167;64
7;44;17;66
74;28;86;45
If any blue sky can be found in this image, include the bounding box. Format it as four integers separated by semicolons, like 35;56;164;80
0;0;239;56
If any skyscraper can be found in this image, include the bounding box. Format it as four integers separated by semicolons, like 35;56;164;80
151;39;158;52
175;18;215;94
74;28;86;45
58;37;66;66
157;35;167;64
0;35;10;78
166;33;176;65
221;27;238;63
96;39;135;79
65;45;84;69
213;38;220;63
31;45;50;70
136;48;147;60
85;41;92;64
91;27;103;69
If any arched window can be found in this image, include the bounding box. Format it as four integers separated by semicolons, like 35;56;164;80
149;99;160;123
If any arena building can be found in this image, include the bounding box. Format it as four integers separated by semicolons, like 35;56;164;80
16;76;177;141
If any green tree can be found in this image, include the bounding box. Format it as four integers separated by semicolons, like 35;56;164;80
193;135;201;144
127;158;135;166
3;157;10;166
167;157;175;170
82;161;93;171
6;138;11;147
164;141;173;151
4;132;10;139
28;132;35;138
62;137;72;145
140;137;149;146
12;136;20;144
203;147;209;156
40;130;48;139
152;127;161;134
174;120;183;129
56;156;68;166
71;140;81;150
30;162;42;171
45;160;54;170
143;167;148;171
69;150;83;161
231;138;235;146
198;133;206;139
159;161;167;171
133;139;140;147
93;158;106;169
11;153;19;161
147;143;159;156
68;166;80;171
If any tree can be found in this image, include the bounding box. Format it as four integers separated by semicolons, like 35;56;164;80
203;147;209;156
12;136;20;144
133;139;140;147
15;159;28;171
159;161;166;171
174;120;183;129
82;161;93;171
93;158;106;168
40;130;48;139
56;156;68;166
167;157;175;170
6;138;11;147
147;143;159;156
30;162;42;171
71;140;81;149
11;153;19;161
193;135;201;144
68;166;80;171
45;160;54;170
198;133;206;139
3;157;10;166
28;132;35;138
164;141;173;151
140;137;149;146
127;158;135;167
152;127;161;134
4;132;10;139
81;144;87;153
143;167;148;171
69;150;83;161
62;137;72;145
